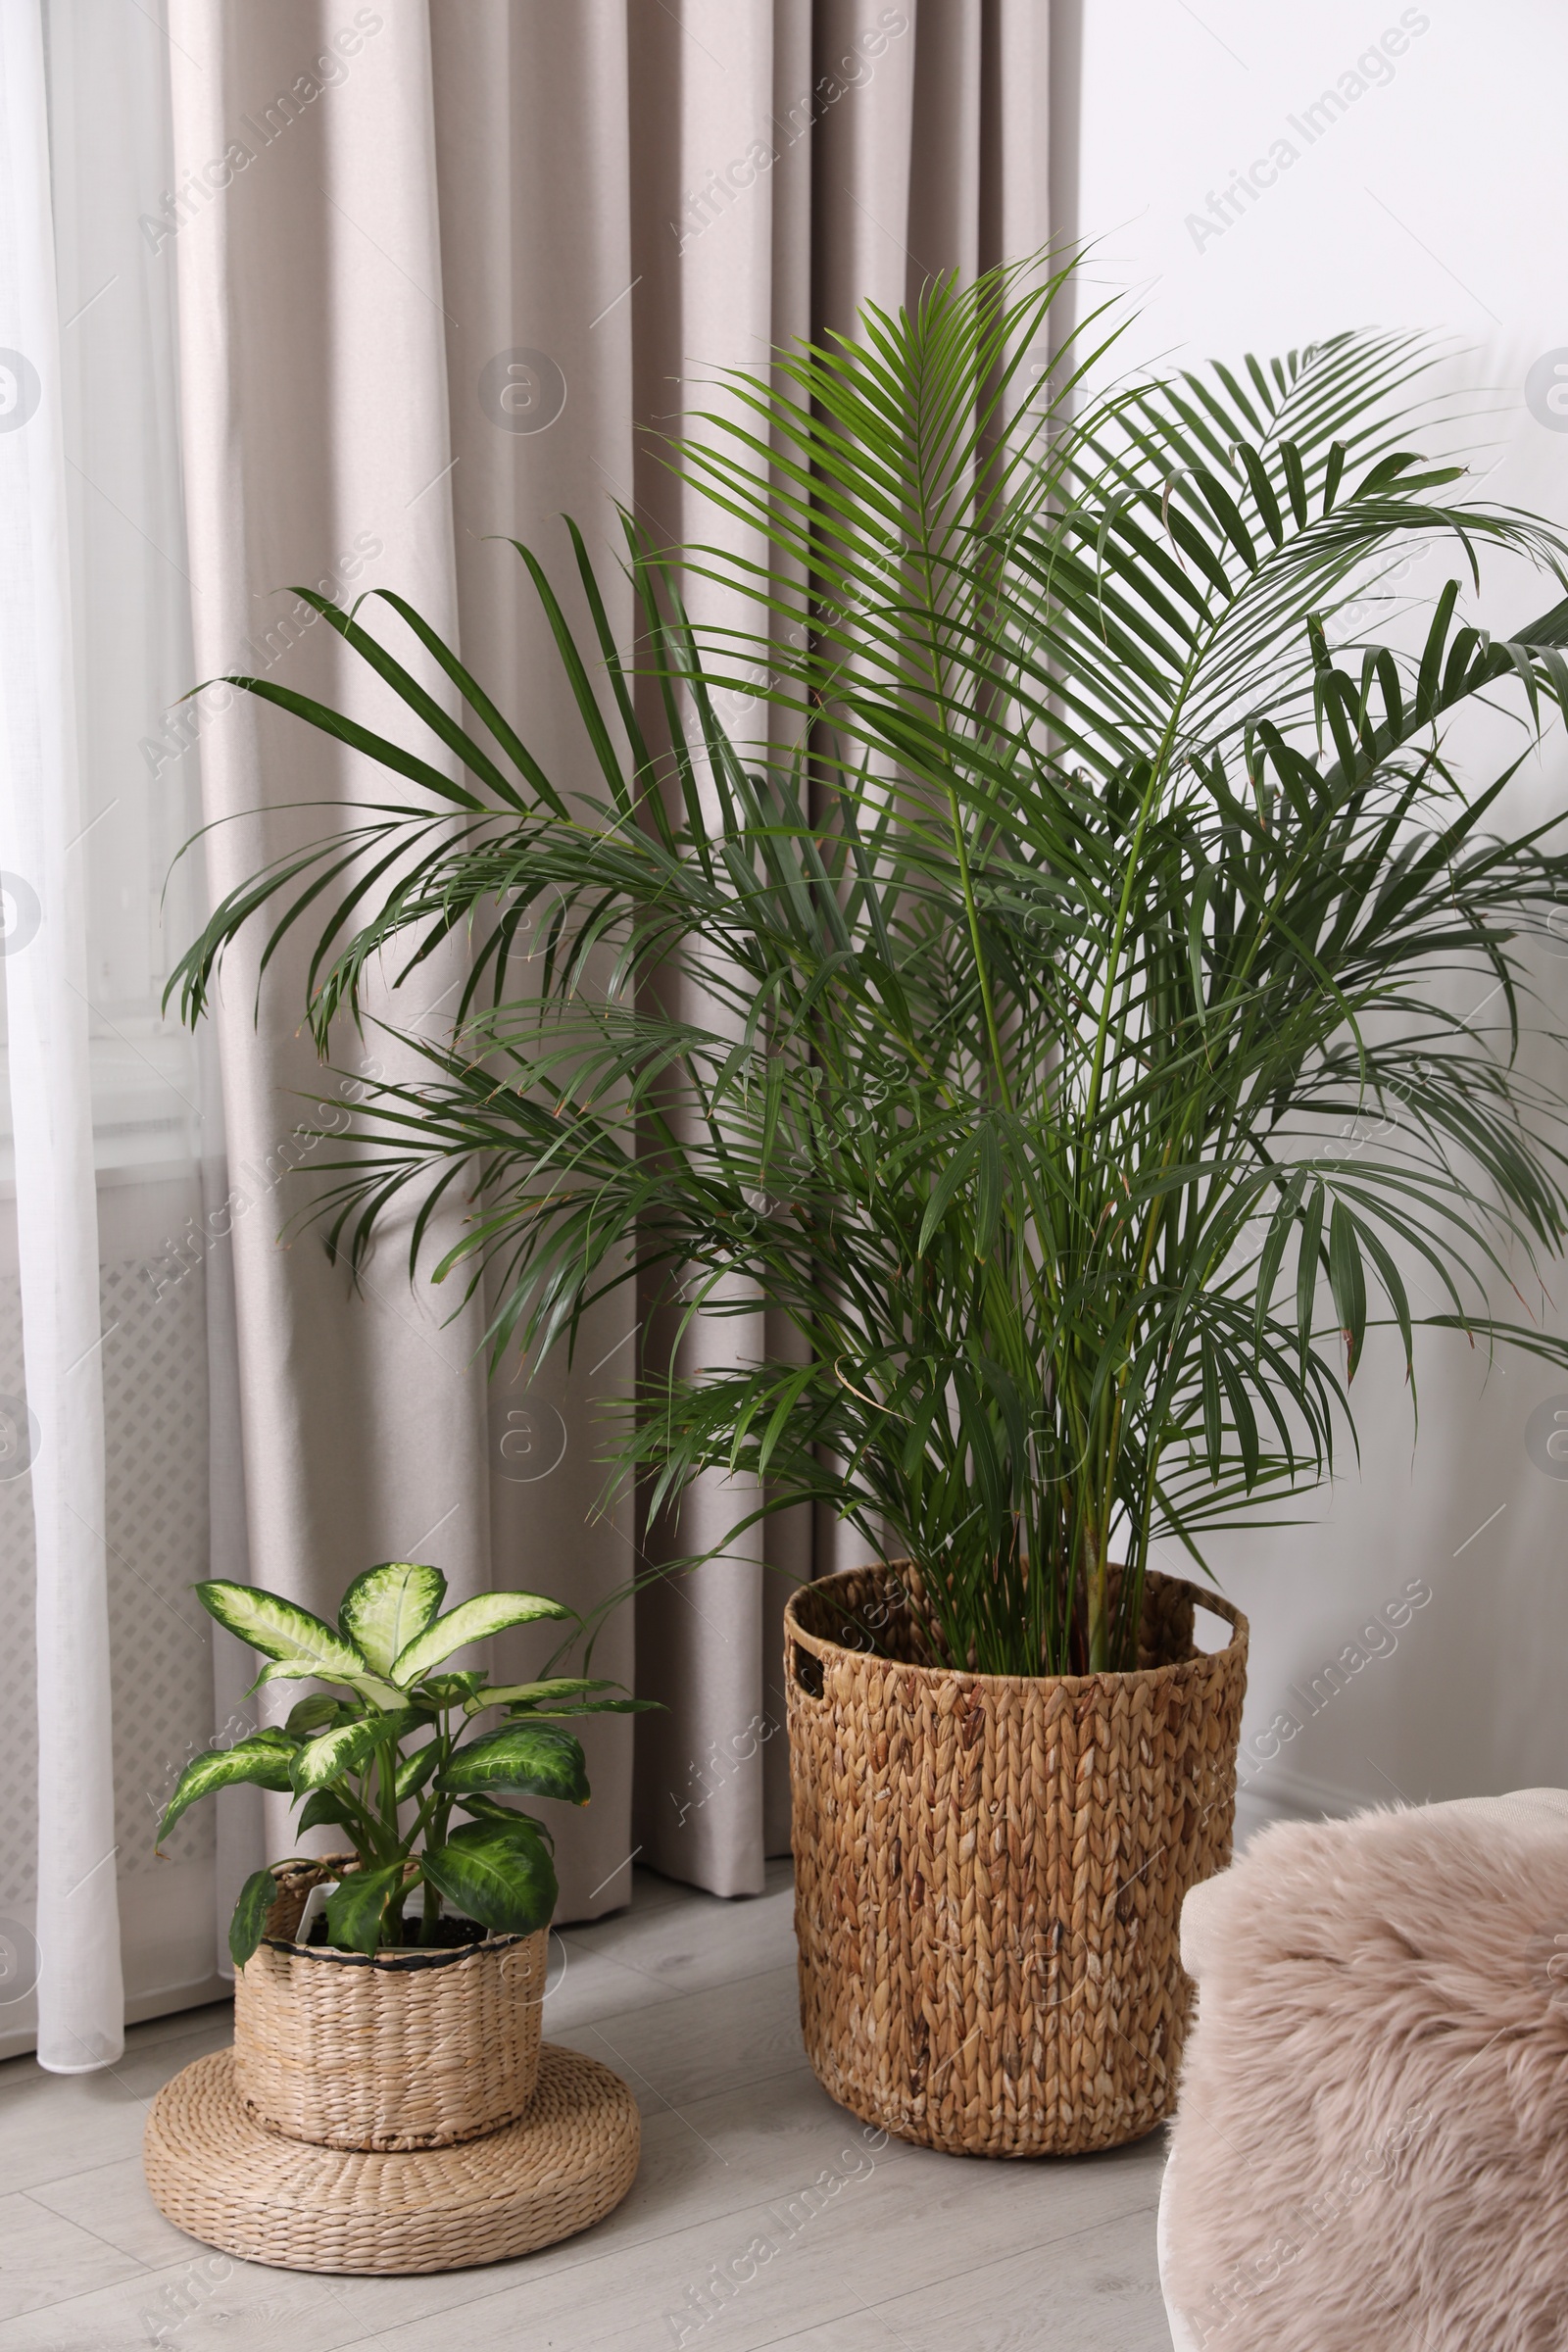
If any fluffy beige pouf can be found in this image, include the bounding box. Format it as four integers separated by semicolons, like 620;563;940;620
1159;1790;1568;2352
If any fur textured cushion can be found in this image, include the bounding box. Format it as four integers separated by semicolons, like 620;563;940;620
1160;1791;1568;2352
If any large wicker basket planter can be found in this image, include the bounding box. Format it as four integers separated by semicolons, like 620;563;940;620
232;1858;547;2152
784;1563;1248;2158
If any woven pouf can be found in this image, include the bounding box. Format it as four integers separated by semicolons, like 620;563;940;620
785;1562;1249;2158
143;2044;640;2274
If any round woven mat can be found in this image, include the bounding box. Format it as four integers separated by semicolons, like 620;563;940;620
143;2042;640;2274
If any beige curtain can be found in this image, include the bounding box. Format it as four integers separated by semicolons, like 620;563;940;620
166;0;1054;1934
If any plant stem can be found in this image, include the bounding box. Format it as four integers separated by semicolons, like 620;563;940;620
1088;1536;1110;1675
418;1718;456;1944
376;1734;403;1944
946;786;1015;1117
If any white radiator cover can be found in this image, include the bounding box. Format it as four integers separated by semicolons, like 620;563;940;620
0;1170;224;2060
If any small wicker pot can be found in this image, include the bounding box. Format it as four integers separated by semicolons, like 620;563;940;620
784;1564;1248;2158
232;1858;547;2152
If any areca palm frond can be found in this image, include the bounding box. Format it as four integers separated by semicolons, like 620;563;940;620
172;257;1568;1674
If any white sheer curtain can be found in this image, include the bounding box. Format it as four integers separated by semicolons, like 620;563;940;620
0;0;225;2071
0;0;121;2073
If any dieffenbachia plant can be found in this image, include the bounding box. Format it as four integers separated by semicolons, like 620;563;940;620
157;1561;648;1962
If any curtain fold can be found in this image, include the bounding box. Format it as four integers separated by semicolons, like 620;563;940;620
625;0;1054;1885
166;0;507;1895
159;0;1054;1928
0;0;122;2073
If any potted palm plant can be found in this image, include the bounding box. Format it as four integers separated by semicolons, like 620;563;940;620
156;1561;637;2151
171;257;1568;2156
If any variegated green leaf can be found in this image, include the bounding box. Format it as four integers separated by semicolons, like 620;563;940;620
284;1693;344;1738
394;1739;442;1805
437;1722;589;1806
338;1560;448;1675
197;1581;382;1691
296;1788;357;1837
157;1736;297;1843
515;1698;655;1716
250;1656;406;1711
453;1792;551;1841
413;1671;483;1707
420;1819;557;1936
466;1677;618;1715
323;1863;407;1955
288;1717;381;1794
228;1868;281;1969
389;1590;572;1688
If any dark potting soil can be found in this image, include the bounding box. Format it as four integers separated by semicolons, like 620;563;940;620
303;1914;487;1952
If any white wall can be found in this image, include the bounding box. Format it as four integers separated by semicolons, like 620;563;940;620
1077;0;1568;1829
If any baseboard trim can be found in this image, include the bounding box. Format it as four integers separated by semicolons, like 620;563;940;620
0;1969;230;2067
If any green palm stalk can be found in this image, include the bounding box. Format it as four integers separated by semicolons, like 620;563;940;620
172;257;1568;1676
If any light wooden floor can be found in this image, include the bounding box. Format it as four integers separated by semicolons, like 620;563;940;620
0;1861;1174;2350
